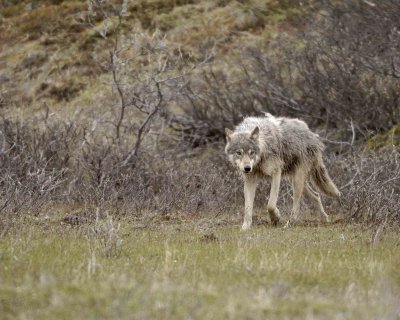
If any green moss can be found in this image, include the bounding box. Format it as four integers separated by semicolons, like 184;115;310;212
367;125;400;150
155;4;203;31
0;3;25;18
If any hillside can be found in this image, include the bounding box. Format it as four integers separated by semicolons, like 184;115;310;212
0;0;304;117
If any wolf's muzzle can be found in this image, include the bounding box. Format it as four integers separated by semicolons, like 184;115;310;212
244;165;252;173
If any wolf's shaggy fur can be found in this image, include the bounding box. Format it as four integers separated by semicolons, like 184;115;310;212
225;114;340;230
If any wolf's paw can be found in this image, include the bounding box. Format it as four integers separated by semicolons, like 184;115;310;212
284;218;300;228
268;208;281;227
322;215;330;223
241;223;252;231
270;216;282;227
283;220;291;229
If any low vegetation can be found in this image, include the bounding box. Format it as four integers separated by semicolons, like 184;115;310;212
1;219;399;319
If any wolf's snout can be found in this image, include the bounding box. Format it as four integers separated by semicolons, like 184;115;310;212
244;165;252;173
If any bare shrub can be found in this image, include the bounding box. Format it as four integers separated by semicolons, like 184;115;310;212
87;0;194;163
327;147;400;224
0;116;79;215
70;148;242;217
284;0;400;136
0;112;399;226
178;0;400;144
0;114;240;218
172;64;261;148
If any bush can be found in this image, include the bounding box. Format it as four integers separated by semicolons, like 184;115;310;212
0;114;399;226
325;148;400;225
178;0;400;145
0;116;240;218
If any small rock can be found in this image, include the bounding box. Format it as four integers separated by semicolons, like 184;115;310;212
62;215;89;226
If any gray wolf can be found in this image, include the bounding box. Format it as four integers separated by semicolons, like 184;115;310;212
225;114;340;230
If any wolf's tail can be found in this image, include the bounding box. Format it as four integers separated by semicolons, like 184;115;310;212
311;162;341;198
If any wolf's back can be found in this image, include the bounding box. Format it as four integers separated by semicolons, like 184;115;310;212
234;116;277;135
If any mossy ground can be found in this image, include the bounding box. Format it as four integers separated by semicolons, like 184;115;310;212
1;216;399;319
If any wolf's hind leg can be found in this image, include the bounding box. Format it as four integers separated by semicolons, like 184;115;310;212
242;178;257;230
289;169;306;222
267;171;282;226
305;183;330;222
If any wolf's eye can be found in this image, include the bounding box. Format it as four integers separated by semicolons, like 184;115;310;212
249;150;254;156
236;150;242;156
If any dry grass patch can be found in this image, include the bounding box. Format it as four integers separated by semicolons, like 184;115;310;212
1;218;399;319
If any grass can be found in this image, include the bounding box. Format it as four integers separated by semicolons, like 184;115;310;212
367;125;400;150
1;216;399;319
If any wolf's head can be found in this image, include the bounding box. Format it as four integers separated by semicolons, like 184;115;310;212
225;127;261;174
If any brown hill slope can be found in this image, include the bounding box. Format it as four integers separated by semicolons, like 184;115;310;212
0;0;304;116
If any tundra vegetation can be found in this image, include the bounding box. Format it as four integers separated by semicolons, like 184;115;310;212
0;0;399;319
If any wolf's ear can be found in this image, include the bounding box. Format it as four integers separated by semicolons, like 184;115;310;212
225;128;233;143
250;126;259;141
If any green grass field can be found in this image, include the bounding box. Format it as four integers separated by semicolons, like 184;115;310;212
1;217;399;319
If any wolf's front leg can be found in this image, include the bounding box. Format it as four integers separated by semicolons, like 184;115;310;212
242;177;257;230
267;170;282;225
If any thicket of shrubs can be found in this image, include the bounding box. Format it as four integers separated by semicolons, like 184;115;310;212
0;0;399;227
178;0;400;144
0;113;398;227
